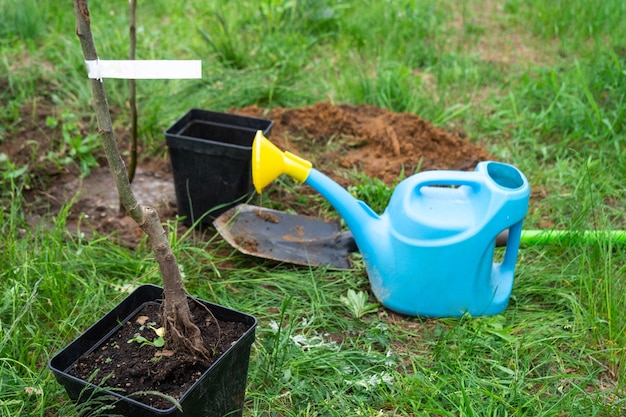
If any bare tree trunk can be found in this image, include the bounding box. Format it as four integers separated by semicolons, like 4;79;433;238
73;0;210;360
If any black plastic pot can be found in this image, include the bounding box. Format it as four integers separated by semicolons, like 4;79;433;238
165;109;274;227
48;284;257;417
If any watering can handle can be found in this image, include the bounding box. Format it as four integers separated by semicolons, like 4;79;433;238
500;221;524;272
413;171;483;193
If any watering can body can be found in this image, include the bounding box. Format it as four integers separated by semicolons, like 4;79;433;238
253;132;530;317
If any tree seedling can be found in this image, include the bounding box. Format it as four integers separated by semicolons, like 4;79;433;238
73;0;211;361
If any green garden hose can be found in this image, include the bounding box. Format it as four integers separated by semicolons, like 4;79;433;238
496;229;626;246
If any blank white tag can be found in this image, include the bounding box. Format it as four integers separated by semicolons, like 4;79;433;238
85;59;202;80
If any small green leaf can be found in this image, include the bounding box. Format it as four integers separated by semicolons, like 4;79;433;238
152;336;165;348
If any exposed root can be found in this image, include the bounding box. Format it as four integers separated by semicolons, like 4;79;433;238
163;298;212;362
189;295;222;347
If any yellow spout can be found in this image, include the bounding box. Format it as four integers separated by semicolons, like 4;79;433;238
252;131;313;193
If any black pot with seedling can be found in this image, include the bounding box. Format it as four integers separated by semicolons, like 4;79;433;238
49;285;257;416
53;3;260;416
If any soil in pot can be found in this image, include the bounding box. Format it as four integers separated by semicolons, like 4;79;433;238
67;301;251;410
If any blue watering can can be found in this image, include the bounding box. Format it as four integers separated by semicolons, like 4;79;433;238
252;132;530;317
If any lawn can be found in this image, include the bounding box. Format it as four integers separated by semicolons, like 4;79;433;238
1;0;625;416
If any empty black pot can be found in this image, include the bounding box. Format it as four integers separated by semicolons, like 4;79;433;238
165;109;274;227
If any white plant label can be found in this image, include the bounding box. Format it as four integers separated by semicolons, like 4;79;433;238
85;59;202;80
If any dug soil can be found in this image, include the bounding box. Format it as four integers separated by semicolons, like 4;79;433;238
8;100;493;247
68;301;251;410
236;102;492;185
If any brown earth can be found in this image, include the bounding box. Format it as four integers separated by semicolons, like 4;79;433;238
235;102;492;186
3;97;493;247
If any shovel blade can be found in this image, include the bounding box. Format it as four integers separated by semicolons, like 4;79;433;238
213;204;356;269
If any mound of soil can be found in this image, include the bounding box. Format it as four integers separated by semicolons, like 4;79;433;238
6;100;493;246
234;102;492;186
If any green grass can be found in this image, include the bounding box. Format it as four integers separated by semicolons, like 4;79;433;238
1;0;625;415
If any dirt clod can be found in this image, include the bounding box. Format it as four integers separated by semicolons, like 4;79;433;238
234;235;260;252
255;209;281;224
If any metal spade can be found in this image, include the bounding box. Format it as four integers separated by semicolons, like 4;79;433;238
213;204;357;269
